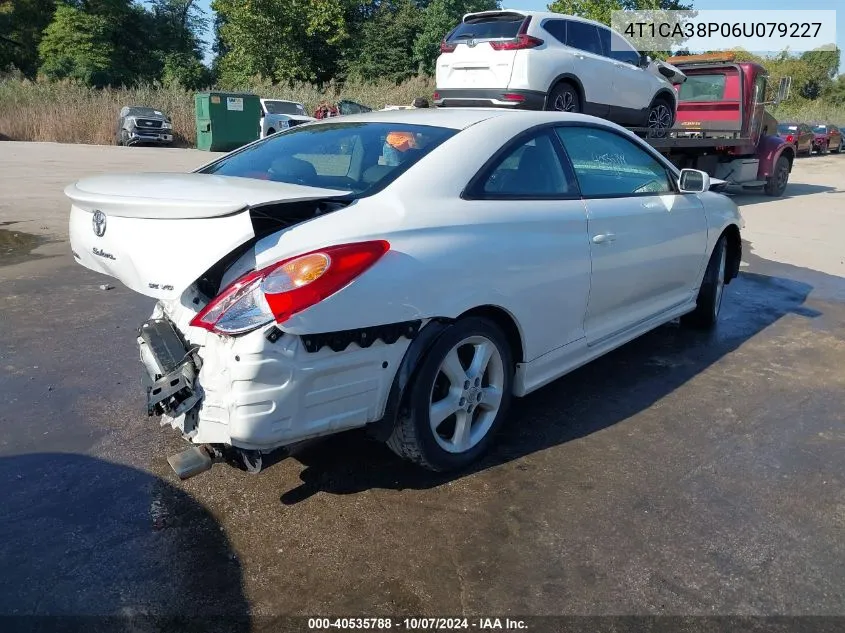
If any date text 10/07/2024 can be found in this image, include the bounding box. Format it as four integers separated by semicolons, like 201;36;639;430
307;617;528;630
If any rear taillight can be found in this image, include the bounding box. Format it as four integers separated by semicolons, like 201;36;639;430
489;16;543;50
786;134;794;142
502;93;526;102
191;241;390;335
440;40;456;53
489;34;544;50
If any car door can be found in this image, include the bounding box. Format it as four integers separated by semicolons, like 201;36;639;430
555;125;709;346
464;129;591;355
599;27;654;123
800;124;813;152
561;20;614;117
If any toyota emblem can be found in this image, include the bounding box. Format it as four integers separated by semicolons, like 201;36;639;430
92;210;107;237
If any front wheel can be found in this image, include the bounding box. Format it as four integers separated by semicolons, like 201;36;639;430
386;317;513;472
545;82;581;113
681;235;728;330
646;98;674;138
764;155;790;197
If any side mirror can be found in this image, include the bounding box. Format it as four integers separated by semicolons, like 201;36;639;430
639;53;652;68
678;168;710;193
775;77;792;105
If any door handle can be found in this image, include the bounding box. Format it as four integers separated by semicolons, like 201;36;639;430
592;233;616;244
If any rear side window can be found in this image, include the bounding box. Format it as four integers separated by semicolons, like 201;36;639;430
565;20;603;55
542;19;567;44
471;131;578;198
446;13;525;42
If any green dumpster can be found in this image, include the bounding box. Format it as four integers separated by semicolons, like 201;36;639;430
195;92;261;152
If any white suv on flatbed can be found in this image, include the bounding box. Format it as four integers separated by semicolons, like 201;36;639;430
434;10;680;132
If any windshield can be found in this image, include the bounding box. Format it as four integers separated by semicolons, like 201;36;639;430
813;125;828;133
778;124;798;133
446;13;525;42
264;101;305;115
678;74;728;102
199;122;457;195
125;107;166;119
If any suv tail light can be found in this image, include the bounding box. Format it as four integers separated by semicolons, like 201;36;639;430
786;134;794;142
489;16;543;50
191;241;390;335
440;40;457;53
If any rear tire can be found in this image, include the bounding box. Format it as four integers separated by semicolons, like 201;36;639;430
545;82;581;113
764;155;789;197
682;235;727;330
386;317;513;472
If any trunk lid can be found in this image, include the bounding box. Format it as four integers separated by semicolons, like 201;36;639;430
436;11;524;90
67;173;349;300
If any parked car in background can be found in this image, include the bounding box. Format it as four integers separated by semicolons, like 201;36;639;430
259;99;316;138
434;10;682;133
67;108;742;478
776;122;814;156
811;123;843;154
115;106;173;146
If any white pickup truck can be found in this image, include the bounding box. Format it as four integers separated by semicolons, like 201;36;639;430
259;99;316;138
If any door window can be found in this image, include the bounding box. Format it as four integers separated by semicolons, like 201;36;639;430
472;131;578;198
565;20;603;56
556;126;674;197
542;19;567;45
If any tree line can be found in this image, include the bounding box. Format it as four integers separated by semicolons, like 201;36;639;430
1;0;843;109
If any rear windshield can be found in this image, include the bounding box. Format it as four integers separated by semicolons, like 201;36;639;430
813;125;828;133
678;74;728;102
446;13;525;42
199;122;456;195
264;101;304;115
778;124;798;133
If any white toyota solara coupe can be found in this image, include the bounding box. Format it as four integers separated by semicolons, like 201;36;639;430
67;108;743;477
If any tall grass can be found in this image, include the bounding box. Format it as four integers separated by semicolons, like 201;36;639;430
1;74;843;147
0;75;436;146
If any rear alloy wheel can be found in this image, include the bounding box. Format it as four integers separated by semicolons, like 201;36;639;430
386;317;513;472
646;99;674;137
545;83;581;113
764;155;790;197
682;235;727;329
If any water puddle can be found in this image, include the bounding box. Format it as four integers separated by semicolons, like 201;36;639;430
0;227;51;267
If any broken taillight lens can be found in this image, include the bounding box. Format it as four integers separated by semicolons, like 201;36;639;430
191;241;390;336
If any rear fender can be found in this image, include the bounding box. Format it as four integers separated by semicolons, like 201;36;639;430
366;318;452;441
756;135;793;180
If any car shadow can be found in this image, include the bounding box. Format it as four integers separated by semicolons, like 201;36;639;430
730;182;840;206
279;241;835;505
0;453;250;632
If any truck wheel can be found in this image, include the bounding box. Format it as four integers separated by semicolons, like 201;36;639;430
386;317;513;472
764;156;789;197
545;82;581;113
681;235;727;329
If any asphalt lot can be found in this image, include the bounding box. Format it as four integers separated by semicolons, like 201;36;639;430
1;141;844;623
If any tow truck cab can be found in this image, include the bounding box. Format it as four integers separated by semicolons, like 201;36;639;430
645;53;794;196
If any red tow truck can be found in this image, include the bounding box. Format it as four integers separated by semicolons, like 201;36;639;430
640;53;794;197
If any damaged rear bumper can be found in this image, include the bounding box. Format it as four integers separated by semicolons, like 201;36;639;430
138;318;203;418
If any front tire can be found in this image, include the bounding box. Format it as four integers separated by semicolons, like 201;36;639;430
545;82;581;113
386;317;513;472
682;235;727;329
764;155;790;196
646;97;674;138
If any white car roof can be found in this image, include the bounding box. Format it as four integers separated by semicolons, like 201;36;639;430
467;8;608;30
313;107;620;131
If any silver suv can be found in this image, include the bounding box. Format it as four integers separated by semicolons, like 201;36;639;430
434;10;682;132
